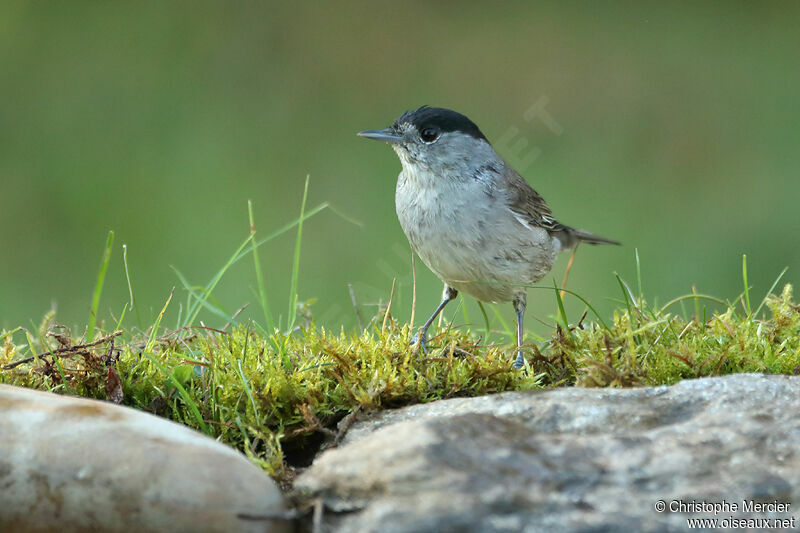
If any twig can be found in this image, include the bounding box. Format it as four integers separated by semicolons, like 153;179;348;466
297;403;336;438
2;331;122;370
332;404;362;447
677;320;694;340
103;335;117;367
187;325;229;335
130;325;228;350
222;303;248;332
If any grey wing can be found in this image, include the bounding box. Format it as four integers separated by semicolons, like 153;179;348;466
502;165;620;249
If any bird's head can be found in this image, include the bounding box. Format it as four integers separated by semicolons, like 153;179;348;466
358;106;499;181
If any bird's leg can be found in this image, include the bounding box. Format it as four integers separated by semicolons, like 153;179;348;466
512;294;527;369
412;285;458;354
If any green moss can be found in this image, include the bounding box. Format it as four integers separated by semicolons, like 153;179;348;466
2;284;799;481
566;283;800;387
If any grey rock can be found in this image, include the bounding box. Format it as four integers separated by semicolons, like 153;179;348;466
296;374;800;532
0;385;289;533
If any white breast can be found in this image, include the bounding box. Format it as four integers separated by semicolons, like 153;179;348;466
395;166;557;303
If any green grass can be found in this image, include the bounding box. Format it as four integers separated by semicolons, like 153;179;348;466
1;196;799;483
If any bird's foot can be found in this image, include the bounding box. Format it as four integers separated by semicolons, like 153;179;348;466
411;331;429;354
512;351;525;370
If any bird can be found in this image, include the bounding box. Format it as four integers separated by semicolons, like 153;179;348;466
358;106;619;369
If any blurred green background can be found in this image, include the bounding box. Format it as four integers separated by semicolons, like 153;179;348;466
2;1;798;337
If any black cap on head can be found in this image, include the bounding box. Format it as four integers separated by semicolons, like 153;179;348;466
394;106;487;141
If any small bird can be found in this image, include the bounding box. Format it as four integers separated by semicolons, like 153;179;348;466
358;106;619;369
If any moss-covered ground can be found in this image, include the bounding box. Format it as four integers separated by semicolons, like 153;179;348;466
2;282;798;484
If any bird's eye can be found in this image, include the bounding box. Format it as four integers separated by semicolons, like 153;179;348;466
420;128;439;143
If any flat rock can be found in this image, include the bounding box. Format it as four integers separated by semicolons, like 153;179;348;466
0;385;288;533
296;374;800;532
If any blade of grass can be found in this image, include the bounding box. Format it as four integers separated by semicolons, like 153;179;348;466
616;275;633;319
410;252;417;331
615;273;641;313
141;288;209;434
659;293;728;315
248;200;275;332
179;200;331;330
490;305;513;338
692;285;701;323
146;288;174;353
122;244;142;329
123;244;133;309
114;303;128;331
459;297;470;328
175;303;183;332
553;279;575;343
51;355;71;394
614;272;643;344
0;327;22;343
181;234;254;329
742;254;752;316
235;202;329;263
87;231;114;342
237;328;261;422
171;267;238;326
23;330;37;366
237;358;260;422
202;202;329;328
635;248;643;302
754;267;789;317
477;301;491;343
287;176;310;331
528;285;611;331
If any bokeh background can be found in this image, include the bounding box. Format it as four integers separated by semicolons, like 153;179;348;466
2;2;798;338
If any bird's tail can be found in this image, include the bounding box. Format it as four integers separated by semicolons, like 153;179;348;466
572;228;621;246
552;226;620;251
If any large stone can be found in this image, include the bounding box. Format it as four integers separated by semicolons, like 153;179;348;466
0;385;288;533
296;374;800;532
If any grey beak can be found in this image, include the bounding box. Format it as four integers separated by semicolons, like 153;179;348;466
357;128;403;143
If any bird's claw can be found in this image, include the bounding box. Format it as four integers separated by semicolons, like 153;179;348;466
512;351;525;370
411;331;429;354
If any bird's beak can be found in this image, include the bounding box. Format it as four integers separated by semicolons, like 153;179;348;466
357;128;403;143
